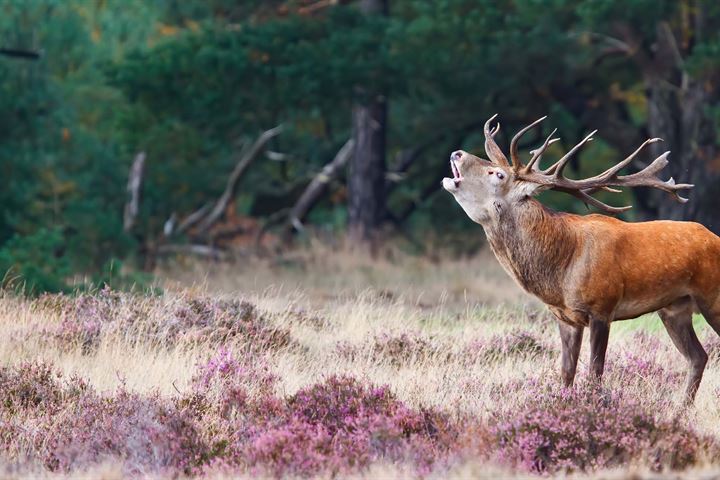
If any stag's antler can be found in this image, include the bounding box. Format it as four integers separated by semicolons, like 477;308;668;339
484;114;511;167
487;116;694;214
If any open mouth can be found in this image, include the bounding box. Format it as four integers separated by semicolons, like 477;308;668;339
450;160;462;186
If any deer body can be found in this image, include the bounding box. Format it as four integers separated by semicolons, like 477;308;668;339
444;115;718;400
486;198;720;324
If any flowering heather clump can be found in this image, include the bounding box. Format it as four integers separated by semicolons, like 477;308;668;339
189;347;279;417
42;390;206;475
335;333;446;366
370;333;434;365
172;297;291;348
604;331;684;387
0;362;83;415
54;292;113;351
242;375;459;476
6;288;720;479
186;349;460;477
491;384;714;474
41;289;291;351
0;353;716;478
614;350;682;383
465;330;553;363
370;333;451;366
0;362;207;476
334;340;358;360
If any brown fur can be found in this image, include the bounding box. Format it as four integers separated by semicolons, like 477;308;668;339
444;150;720;401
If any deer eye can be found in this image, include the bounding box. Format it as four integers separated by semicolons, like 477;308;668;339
496;171;505;180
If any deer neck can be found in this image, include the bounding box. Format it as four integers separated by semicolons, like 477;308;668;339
481;198;576;305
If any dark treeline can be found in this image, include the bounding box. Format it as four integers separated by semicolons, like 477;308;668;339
1;0;719;292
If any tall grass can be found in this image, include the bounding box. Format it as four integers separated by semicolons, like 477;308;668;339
0;246;719;478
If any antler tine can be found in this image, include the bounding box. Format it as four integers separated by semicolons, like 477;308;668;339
497;117;693;215
577;138;663;186
484;114;498;133
561;188;633;214
616;151;694;202
509;116;547;172
484;114;511;167
549;130;597;177
517;138;693;214
524;129;559;173
555;150;693;198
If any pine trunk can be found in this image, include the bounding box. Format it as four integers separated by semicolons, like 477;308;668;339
349;100;387;250
347;0;389;251
644;79;720;233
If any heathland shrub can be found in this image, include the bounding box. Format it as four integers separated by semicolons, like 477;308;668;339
464;330;553;363
187;350;460;477
0;362;84;415
368;333;436;366
602;331;685;392
0;348;714;478
39;289;291;351
41;390;206;474
0;362;207;475
491;384;713;474
243;375;458;476
336;333;445;366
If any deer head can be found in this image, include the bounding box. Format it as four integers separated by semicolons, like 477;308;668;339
443;114;693;223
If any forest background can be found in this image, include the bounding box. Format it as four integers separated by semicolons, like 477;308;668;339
2;0;718;293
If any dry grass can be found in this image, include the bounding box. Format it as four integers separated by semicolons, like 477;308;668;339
2;244;720;477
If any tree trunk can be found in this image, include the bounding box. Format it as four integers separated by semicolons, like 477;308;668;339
604;16;720;233
642;46;720;232
284;138;354;241
347;0;388;251
644;80;718;229
349;100;387;249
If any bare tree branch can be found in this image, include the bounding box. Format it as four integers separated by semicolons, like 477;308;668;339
123;152;146;233
157;243;226;260
570;31;633;55
194;125;284;234
286;139;354;234
294;0;354;15
170;202;212;237
0;48;41;60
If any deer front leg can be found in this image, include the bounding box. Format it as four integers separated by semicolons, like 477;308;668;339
557;319;583;387
589;318;610;380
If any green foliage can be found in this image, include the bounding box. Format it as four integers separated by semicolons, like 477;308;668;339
0;228;70;295
0;0;155;292
1;0;719;292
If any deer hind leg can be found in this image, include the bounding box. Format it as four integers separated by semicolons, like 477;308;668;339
697;297;720;337
557;318;583;387
659;297;707;402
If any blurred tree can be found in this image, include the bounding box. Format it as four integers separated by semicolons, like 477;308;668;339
0;0;160;291
570;1;720;230
1;0;719;295
348;0;389;251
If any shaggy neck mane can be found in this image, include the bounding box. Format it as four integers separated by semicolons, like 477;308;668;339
482;198;577;305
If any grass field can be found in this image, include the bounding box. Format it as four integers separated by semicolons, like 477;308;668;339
1;245;720;478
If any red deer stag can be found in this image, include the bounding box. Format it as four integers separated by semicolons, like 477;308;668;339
443;115;720;401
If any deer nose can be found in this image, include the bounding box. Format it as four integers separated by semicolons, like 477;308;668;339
451;150;465;161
